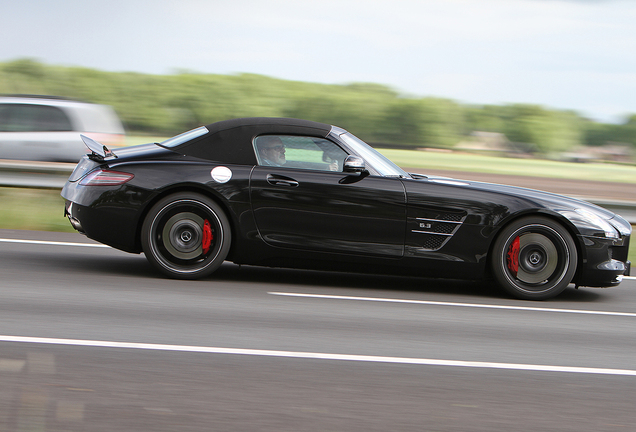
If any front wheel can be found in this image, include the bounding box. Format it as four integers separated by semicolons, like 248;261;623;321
491;216;577;300
141;193;231;279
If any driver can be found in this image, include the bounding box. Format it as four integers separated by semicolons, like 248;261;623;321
257;136;286;166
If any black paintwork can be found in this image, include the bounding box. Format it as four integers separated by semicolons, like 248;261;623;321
62;118;631;289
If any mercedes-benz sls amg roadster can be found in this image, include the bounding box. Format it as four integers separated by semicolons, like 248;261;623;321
62;117;631;300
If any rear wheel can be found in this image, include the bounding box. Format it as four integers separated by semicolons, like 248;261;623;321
491;216;577;300
141;193;231;279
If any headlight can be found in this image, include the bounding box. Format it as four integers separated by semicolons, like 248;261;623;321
609;214;632;237
573;208;619;239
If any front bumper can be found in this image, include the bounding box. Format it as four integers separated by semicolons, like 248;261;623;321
576;234;631;287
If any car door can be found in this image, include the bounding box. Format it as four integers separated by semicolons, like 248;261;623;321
249;135;407;258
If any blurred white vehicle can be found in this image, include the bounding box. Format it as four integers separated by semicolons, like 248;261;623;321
0;96;125;162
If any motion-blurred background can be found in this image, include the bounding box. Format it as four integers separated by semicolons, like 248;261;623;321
0;0;634;237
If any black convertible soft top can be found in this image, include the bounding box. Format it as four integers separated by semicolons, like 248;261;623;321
168;117;332;165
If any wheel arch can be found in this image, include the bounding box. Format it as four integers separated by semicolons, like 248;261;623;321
133;183;238;256
485;209;585;281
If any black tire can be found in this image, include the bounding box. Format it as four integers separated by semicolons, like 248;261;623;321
141;192;231;279
491;216;577;300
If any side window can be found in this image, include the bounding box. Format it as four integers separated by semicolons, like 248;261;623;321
0;104;72;132
32;105;73;131
254;135;348;171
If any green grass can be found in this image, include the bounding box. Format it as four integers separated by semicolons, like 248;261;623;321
379;148;636;184
0;188;75;233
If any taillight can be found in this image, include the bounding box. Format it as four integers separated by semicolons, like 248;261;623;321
79;169;134;186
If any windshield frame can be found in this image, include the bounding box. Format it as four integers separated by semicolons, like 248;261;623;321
336;130;409;178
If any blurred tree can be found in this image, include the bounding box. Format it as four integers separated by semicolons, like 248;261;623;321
2;58;46;80
0;59;633;156
583;121;615;147
381;98;464;148
616;114;636;147
501;105;581;154
1;58;48;94
465;105;507;133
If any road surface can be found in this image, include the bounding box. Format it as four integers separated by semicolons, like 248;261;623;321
0;230;635;431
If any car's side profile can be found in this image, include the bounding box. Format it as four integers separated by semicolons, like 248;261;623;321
62;117;631;300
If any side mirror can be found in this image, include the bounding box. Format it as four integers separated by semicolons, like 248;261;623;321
343;155;366;174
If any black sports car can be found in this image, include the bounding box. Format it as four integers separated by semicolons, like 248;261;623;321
62;117;631;300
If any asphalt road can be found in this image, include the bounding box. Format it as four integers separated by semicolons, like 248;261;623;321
0;230;635;432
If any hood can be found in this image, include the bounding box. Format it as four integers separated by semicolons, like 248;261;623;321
423;174;617;219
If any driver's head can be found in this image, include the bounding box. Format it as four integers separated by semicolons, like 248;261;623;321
258;136;286;165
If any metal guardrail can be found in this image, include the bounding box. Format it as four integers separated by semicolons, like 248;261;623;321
1;160;635;223
0;160;75;189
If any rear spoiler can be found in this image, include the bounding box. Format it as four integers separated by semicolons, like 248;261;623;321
81;134;118;161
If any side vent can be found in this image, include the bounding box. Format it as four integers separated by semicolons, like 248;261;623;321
411;211;466;250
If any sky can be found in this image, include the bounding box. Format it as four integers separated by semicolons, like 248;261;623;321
1;0;635;123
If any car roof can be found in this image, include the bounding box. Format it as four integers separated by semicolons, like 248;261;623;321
0;95;92;107
170;117;332;165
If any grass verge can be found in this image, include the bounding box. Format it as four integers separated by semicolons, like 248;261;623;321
0;187;75;233
379;149;636;184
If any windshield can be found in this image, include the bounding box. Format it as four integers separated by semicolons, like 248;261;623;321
339;132;409;177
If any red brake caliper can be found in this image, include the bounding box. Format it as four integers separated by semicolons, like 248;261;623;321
202;220;213;254
507;236;520;276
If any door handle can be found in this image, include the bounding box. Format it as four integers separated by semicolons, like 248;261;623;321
266;174;299;187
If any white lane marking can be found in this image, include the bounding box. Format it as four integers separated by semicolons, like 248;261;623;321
1;335;635;377
269;292;636;317
0;238;109;248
